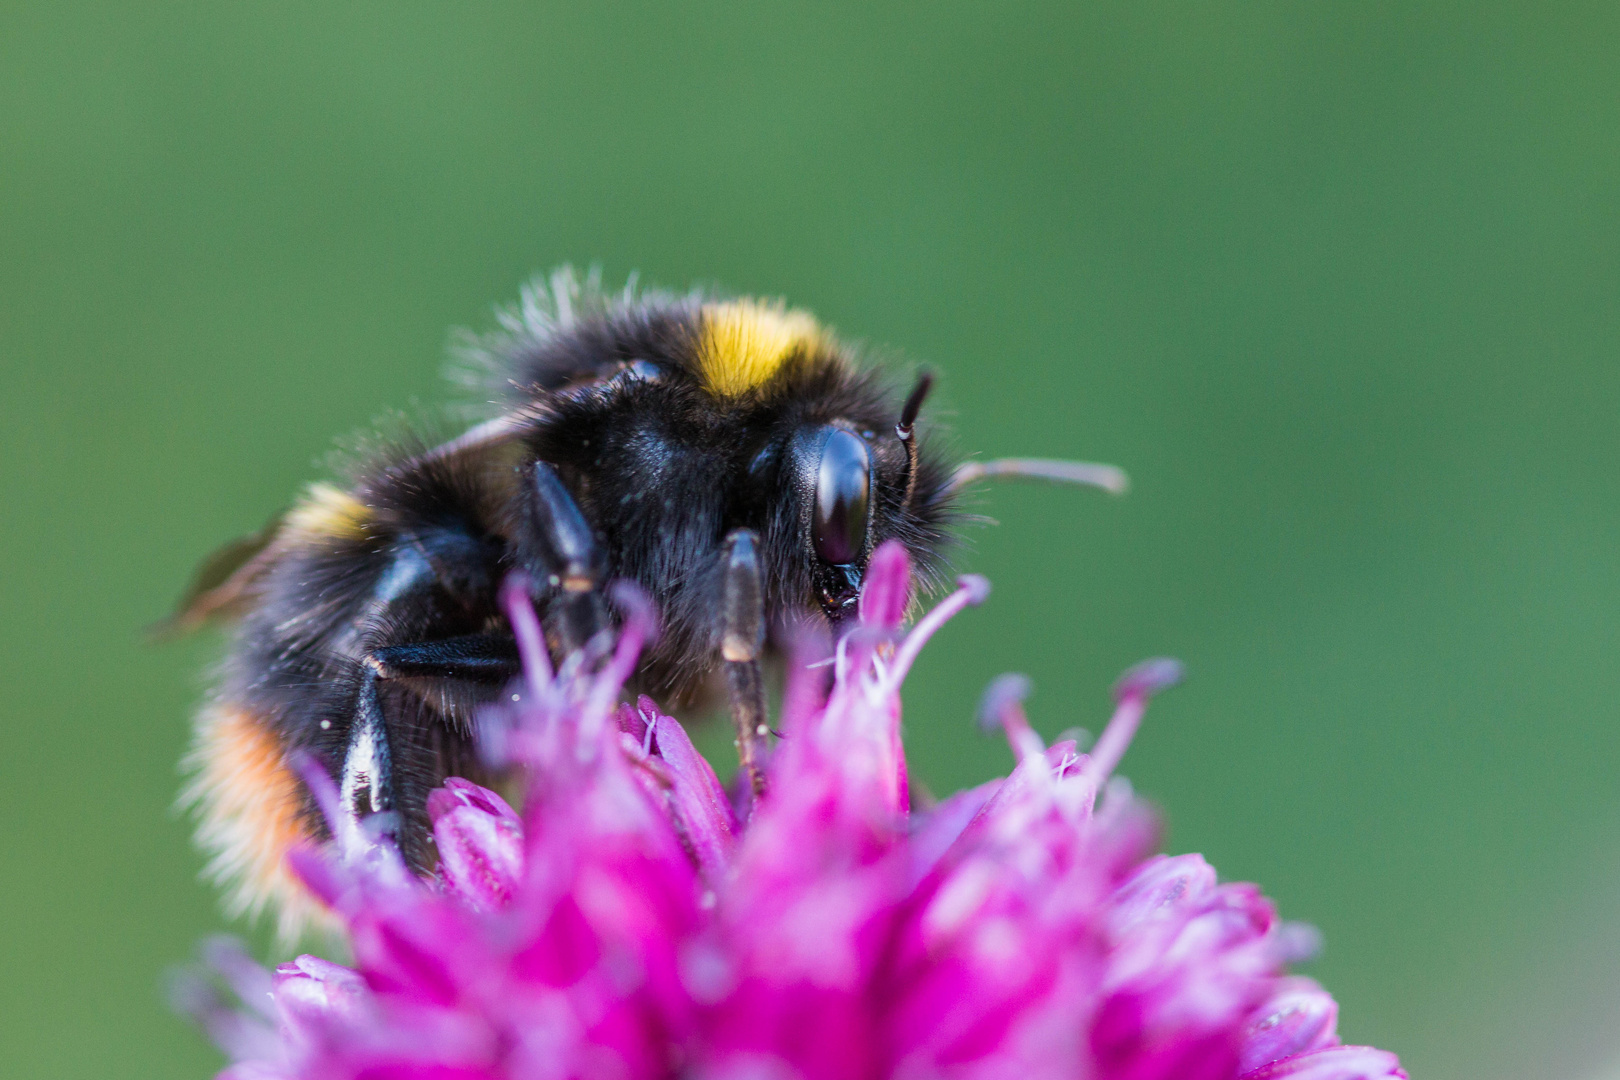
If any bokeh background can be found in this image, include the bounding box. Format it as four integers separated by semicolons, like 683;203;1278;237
4;3;1618;1077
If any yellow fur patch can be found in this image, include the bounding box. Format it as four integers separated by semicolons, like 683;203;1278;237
180;705;330;944
284;482;370;541
696;299;825;397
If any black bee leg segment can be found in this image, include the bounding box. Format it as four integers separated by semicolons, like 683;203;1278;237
721;529;769;798
368;635;522;683
341;666;395;830
896;369;934;507
340;635;523;830
528;461;610;656
550;590;611;661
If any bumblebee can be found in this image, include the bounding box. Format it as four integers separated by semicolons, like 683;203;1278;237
166;272;1124;936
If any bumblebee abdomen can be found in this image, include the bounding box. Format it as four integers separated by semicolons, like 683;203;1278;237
181;703;324;942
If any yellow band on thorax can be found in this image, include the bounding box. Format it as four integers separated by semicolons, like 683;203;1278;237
284;482;371;541
696;299;825;398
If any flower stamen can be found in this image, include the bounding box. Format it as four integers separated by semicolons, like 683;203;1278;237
1077;657;1186;796
977;673;1046;763
882;573;990;695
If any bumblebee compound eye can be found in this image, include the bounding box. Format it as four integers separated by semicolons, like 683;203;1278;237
811;428;872;566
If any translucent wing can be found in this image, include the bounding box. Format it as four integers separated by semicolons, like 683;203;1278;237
148;512;288;639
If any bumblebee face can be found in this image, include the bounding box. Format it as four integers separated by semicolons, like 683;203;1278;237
507;296;951;690
170;273;1116;940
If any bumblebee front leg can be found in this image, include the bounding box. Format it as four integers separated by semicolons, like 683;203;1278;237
721;528;769;798
527;460;610;657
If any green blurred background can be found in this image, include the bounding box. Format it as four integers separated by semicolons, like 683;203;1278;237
3;2;1618;1076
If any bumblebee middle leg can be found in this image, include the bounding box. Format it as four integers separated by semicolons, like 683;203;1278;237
339;633;524;829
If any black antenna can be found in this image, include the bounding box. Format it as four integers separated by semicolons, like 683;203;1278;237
897;369;934;506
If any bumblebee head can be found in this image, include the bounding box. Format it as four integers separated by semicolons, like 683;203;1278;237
502;289;955;651
677;298;949;634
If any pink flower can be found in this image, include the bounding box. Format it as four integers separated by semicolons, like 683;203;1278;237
182;542;1404;1080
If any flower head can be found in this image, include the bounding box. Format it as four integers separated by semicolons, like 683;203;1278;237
181;543;1403;1080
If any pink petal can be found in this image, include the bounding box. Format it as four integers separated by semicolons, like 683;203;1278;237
1109;854;1219;932
905;779;1001;886
427;777;521;827
615;700;649;742
429;780;524;912
1238;979;1340;1074
859;539;911;629
272;954;369;1036
1241;1045;1407;1080
217;1065;293;1080
347;896;483;1007
284;843;346;910
646;704;736;882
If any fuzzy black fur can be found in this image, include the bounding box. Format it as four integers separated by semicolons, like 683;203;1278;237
207;284;958;870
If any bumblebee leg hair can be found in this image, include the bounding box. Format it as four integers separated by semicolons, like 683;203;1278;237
947;457;1130;496
528;460;610;656
721;528;770;798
